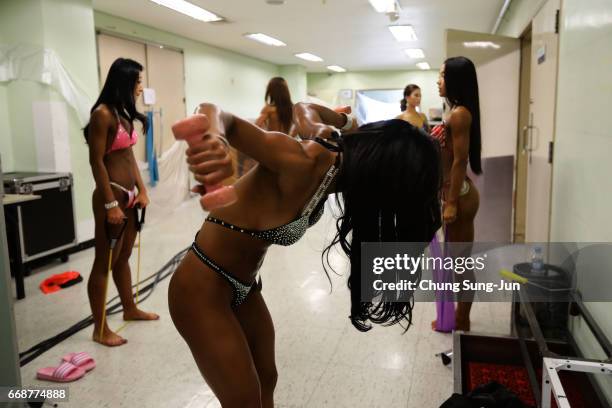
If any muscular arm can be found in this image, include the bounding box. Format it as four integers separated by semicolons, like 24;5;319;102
293;102;358;138
189;103;310;179
446;107;471;204
254;105;270;129
88;108;117;203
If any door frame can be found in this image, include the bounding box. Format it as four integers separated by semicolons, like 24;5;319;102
513;25;533;243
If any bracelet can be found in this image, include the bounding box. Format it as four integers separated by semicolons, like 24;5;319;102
217;135;230;149
104;200;119;210
340;112;354;132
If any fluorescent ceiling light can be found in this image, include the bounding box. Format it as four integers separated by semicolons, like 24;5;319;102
244;33;286;47
417;62;431;70
327;65;347;73
404;48;425;59
463;41;501;49
295;53;323;62
150;0;223;22
368;0;397;13
388;25;418;42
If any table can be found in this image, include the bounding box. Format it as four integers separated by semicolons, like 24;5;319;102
3;194;41;299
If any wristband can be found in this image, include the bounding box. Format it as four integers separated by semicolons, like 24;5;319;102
105;200;119;210
217;135;230;149
340;113;354;132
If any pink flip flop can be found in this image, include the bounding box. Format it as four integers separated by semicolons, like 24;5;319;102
37;362;85;382
62;352;96;372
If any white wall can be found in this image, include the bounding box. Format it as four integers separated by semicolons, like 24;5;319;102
307;70;442;119
446;30;520;159
549;0;612;401
496;0;548;37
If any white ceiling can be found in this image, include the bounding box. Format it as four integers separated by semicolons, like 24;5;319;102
92;0;506;72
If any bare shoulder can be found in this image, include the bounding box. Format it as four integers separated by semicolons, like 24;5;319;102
90;104;114;126
449;106;472;130
263;104;277;114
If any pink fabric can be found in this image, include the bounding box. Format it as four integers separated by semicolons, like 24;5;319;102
108;123;137;153
63;352;96;371
431;233;456;332
53;362;77;379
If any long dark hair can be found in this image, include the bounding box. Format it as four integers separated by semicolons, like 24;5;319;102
443;56;482;174
323;120;442;331
265;77;293;134
400;84;420;112
83;58;148;141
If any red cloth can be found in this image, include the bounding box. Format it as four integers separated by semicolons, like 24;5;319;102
39;271;81;294
467;362;589;408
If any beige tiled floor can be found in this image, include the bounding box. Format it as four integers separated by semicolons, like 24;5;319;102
12;196;510;407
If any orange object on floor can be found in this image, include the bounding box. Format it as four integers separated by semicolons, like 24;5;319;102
39;271;83;294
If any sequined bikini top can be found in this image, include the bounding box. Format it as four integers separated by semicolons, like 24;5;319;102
205;157;339;246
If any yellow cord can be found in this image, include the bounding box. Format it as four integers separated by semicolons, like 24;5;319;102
115;321;129;333
99;247;113;340
136;231;141;305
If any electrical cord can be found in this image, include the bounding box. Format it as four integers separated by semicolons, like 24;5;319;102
18;247;188;366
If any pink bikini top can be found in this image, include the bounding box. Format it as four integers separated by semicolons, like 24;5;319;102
107;121;138;153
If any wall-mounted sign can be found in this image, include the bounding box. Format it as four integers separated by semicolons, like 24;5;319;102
537;45;546;65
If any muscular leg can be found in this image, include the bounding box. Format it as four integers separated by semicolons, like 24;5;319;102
445;182;480;331
235;289;277;408
169;254;263;407
111;207;159;321
88;190;127;346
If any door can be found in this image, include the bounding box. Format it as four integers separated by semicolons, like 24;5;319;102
524;0;560;242
514;28;532;243
96;33;148;161
145;45;186;155
446;29;521;242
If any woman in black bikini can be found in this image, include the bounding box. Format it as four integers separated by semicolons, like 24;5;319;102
84;58;159;347
168;102;441;407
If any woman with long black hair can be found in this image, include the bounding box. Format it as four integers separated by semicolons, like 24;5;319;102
430;56;482;332
168;102;441;406
84;58;159;347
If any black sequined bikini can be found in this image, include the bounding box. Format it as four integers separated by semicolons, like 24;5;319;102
190;153;340;307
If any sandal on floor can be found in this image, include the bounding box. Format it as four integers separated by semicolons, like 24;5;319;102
62;352;96;372
37;362;85;382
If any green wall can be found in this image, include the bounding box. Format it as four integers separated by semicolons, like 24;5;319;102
1;0;46;172
307;70;442;116
0;85;12;171
0;0;100;240
94;12;279;119
1;2;281;241
279;64;308;103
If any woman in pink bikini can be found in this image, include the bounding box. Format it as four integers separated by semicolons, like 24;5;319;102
84;58;159;347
